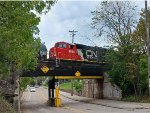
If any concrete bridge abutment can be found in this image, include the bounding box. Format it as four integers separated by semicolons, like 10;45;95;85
82;73;122;100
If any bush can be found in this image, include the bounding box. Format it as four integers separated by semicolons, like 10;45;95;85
73;79;83;93
0;100;16;113
122;95;150;103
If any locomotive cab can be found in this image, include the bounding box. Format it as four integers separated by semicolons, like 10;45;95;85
49;42;82;60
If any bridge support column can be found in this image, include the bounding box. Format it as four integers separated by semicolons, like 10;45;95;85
48;77;55;106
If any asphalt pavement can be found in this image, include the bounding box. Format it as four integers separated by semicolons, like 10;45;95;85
60;91;150;109
21;86;150;113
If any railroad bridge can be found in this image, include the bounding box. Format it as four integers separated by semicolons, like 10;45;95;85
22;58;111;106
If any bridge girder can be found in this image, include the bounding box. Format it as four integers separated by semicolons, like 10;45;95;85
22;59;110;78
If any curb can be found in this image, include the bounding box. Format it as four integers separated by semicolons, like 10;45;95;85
60;93;150;110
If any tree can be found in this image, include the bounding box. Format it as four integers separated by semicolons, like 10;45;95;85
0;1;55;78
132;8;150;54
91;1;137;42
20;77;35;90
91;1;142;96
131;7;150;95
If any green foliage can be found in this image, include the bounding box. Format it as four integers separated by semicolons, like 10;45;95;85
0;1;55;78
132;9;150;54
36;77;46;85
107;48;134;95
130;8;150;96
139;55;148;94
60;82;72;90
20;77;35;90
91;1;149;97
122;95;150;103
0;62;10;79
30;80;36;86
60;80;83;93
0;94;4;101
107;41;148;96
73;79;83;93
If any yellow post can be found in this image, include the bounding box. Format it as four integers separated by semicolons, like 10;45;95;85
55;86;61;107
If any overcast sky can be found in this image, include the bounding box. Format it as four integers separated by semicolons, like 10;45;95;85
38;0;145;50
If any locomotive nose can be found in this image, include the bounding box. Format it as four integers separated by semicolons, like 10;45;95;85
38;43;47;60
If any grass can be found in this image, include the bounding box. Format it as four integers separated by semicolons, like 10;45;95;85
122;95;150;103
60;82;72;90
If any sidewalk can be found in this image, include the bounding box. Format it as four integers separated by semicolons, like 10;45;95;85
60;91;150;109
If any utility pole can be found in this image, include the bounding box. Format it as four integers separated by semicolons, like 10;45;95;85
69;30;78;43
18;76;20;113
145;0;150;96
69;30;77;96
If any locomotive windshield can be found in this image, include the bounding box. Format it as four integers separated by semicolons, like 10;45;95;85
57;43;66;48
63;44;66;48
57;43;63;48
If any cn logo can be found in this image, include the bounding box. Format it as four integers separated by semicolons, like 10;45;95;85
86;50;97;58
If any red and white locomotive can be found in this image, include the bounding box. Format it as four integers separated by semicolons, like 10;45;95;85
49;42;106;62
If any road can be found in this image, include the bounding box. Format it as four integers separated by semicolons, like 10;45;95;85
21;87;150;113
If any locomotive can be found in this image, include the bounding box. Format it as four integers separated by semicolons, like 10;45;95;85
38;42;107;62
38;43;47;60
49;42;107;62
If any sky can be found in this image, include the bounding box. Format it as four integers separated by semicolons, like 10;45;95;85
38;0;146;50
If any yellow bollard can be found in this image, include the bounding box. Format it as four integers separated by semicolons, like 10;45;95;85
55;98;61;107
55;86;60;98
55;86;62;107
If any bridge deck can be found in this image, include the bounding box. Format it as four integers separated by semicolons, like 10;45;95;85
22;59;110;77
